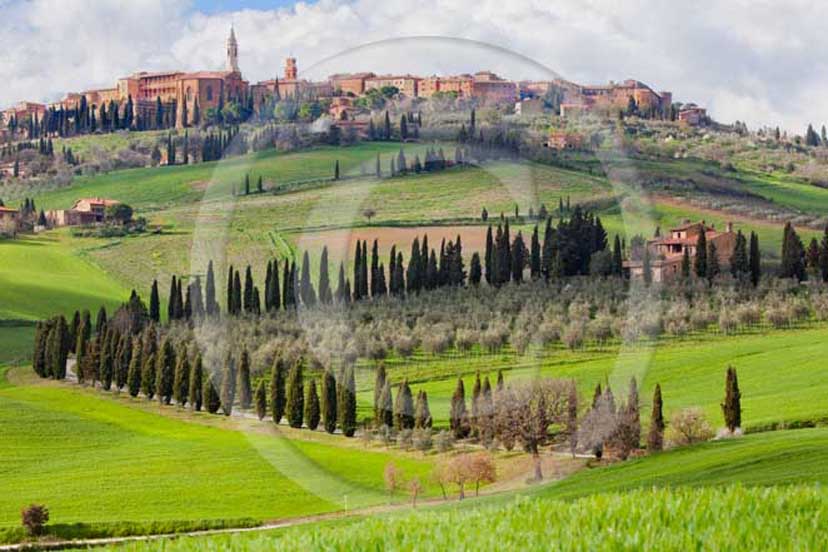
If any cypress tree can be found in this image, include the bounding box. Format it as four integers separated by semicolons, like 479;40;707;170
226;265;235;315
484;225;494;285
243;266;255;314
496;369;504;392
530;225;541;279
220;352;237;416
336;262;348;303
707;241;720;283
95;306;107;336
780;222;805;280
189;354;203;411
49;316;70;380
722;366;742;432
647;383;665;452
204;375;221;414
167;276;178;321
695;229;707;278
339;364;357;437
127;337;142;398
450;378;469;439
394;379;415;430
304;379;321;430
173;347;190;407
155;338;175;404
318;247;332;304
115;333;130;390
205;261;218;317
32;322;47;378
370;239;380;297
820;227;828;283
625;377;641;450
730;230;749;279
415;390;432;429
270;357;287;423
300;251;316;306
286;360;305;428
99;328;114;390
749;231;761;286
141;351;156;400
322;368;338;433
469;252;482;286
511;231;526;283
471;371;482;434
238;349;252;409
255;380;267;420
373;363;387;424
149;280;160;322
681;248;691;280
378;379;394;428
360;241;369;299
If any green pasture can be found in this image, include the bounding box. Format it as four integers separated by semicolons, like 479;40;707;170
0;232;129;321
357;326;828;432
0;371;436;534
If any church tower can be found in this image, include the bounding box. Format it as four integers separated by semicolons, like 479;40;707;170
284;57;297;80
226;26;240;73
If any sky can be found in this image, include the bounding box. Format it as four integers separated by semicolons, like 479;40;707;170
1;0;826;132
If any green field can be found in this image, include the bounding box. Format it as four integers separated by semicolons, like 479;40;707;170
0;232;129;321
356;325;828;432
0;369;437;539
103;428;828;551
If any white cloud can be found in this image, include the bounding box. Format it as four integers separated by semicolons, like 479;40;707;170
1;0;826;131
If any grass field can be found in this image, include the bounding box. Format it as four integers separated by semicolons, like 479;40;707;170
354;325;828;432
0;232;129;321
0;369;437;537
103;428;828;551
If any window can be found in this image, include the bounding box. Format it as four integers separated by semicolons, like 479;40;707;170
206;85;213;101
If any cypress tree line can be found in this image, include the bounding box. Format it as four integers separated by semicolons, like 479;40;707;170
322;368;338;434
269;357;287;424
304;379;321;430
255;380;267;420
189;354;203;411
299;251;317;306
722;365;742;432
648;383;665;452
238;349;252;409
286;361;305;428
729;230;749;280
217;352;236;415
115;333;131;390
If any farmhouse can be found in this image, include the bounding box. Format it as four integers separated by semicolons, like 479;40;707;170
47;197;121;227
625;220;737;283
0;206;19;221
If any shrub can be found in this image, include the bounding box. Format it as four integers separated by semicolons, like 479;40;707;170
434;430;455;453
562;322;585;350
412;428;433;452
667;407;714;447
21;504;49;536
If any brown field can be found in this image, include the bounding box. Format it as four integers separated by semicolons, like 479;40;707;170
291;224;518;267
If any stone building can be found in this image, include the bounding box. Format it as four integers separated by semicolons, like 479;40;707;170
329;73;376;96
471;71;517;104
47;197;120;227
678;105;707;126
251;57;332;107
624;220;737;283
0;206;19;222
364;75;420;97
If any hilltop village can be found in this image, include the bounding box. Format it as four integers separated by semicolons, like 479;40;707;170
1;27;706;143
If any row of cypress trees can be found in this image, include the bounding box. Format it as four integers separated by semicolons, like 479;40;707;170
372;364;433;431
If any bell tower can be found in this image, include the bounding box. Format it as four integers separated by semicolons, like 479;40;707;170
226;26;240;73
284;57;297;80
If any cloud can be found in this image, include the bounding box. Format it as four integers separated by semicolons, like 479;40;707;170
1;0;826;131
